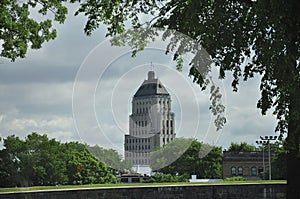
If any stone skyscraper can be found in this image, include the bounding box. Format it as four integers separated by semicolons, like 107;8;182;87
124;70;175;170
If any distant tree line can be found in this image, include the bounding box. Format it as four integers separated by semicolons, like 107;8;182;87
0;133;287;187
150;138;287;180
0;133;119;187
151;138;223;179
86;145;133;174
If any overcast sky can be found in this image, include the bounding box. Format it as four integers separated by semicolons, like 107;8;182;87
0;4;279;154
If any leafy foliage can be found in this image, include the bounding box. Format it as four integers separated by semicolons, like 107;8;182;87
0;0;70;61
227;142;257;152
223;176;246;182
271;140;287;180
86;145;133;174
151;138;222;179
0;133;117;187
142;173;189;183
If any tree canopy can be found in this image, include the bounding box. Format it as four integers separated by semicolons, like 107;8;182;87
0;133;118;187
0;0;73;61
227;142;257;152
151;138;222;179
86;144;133;174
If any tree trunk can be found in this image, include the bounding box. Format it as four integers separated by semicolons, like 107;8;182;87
285;1;300;195
286;87;300;199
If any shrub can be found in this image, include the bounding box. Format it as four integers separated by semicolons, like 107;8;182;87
223;176;246;181
142;173;189;183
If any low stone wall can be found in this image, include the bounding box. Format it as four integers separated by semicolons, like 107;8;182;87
0;183;286;199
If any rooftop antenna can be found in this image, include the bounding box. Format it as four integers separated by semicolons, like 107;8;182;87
150;62;154;71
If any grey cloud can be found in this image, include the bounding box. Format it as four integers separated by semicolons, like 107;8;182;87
0;64;78;84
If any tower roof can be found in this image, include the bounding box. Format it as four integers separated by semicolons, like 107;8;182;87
134;71;169;97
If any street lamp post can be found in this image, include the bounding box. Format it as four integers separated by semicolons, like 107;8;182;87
259;135;277;180
256;140;267;180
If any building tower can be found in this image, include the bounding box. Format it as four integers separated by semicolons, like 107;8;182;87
124;70;175;170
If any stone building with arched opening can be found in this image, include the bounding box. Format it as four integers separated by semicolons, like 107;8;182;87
222;151;270;180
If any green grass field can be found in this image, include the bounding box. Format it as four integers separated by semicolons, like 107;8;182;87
0;180;286;193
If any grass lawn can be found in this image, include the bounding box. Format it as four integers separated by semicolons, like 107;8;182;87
0;180;286;193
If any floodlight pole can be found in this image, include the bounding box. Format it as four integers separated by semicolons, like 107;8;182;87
259;135;277;180
256;140;266;180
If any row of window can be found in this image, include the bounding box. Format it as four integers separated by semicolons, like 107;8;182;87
135;106;170;114
135;99;170;105
131;120;174;129
163;137;173;143
136;101;152;105
131;130;151;135
134;120;148;127
130;128;173;135
162;129;173;134
136;107;150;114
125;145;151;151
134;99;170;113
159;100;169;104
126;152;149;157
130;158;150;165
162;120;173;128
126;138;151;143
231;166;263;176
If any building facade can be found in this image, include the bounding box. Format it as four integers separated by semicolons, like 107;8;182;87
222;151;269;180
124;70;175;169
